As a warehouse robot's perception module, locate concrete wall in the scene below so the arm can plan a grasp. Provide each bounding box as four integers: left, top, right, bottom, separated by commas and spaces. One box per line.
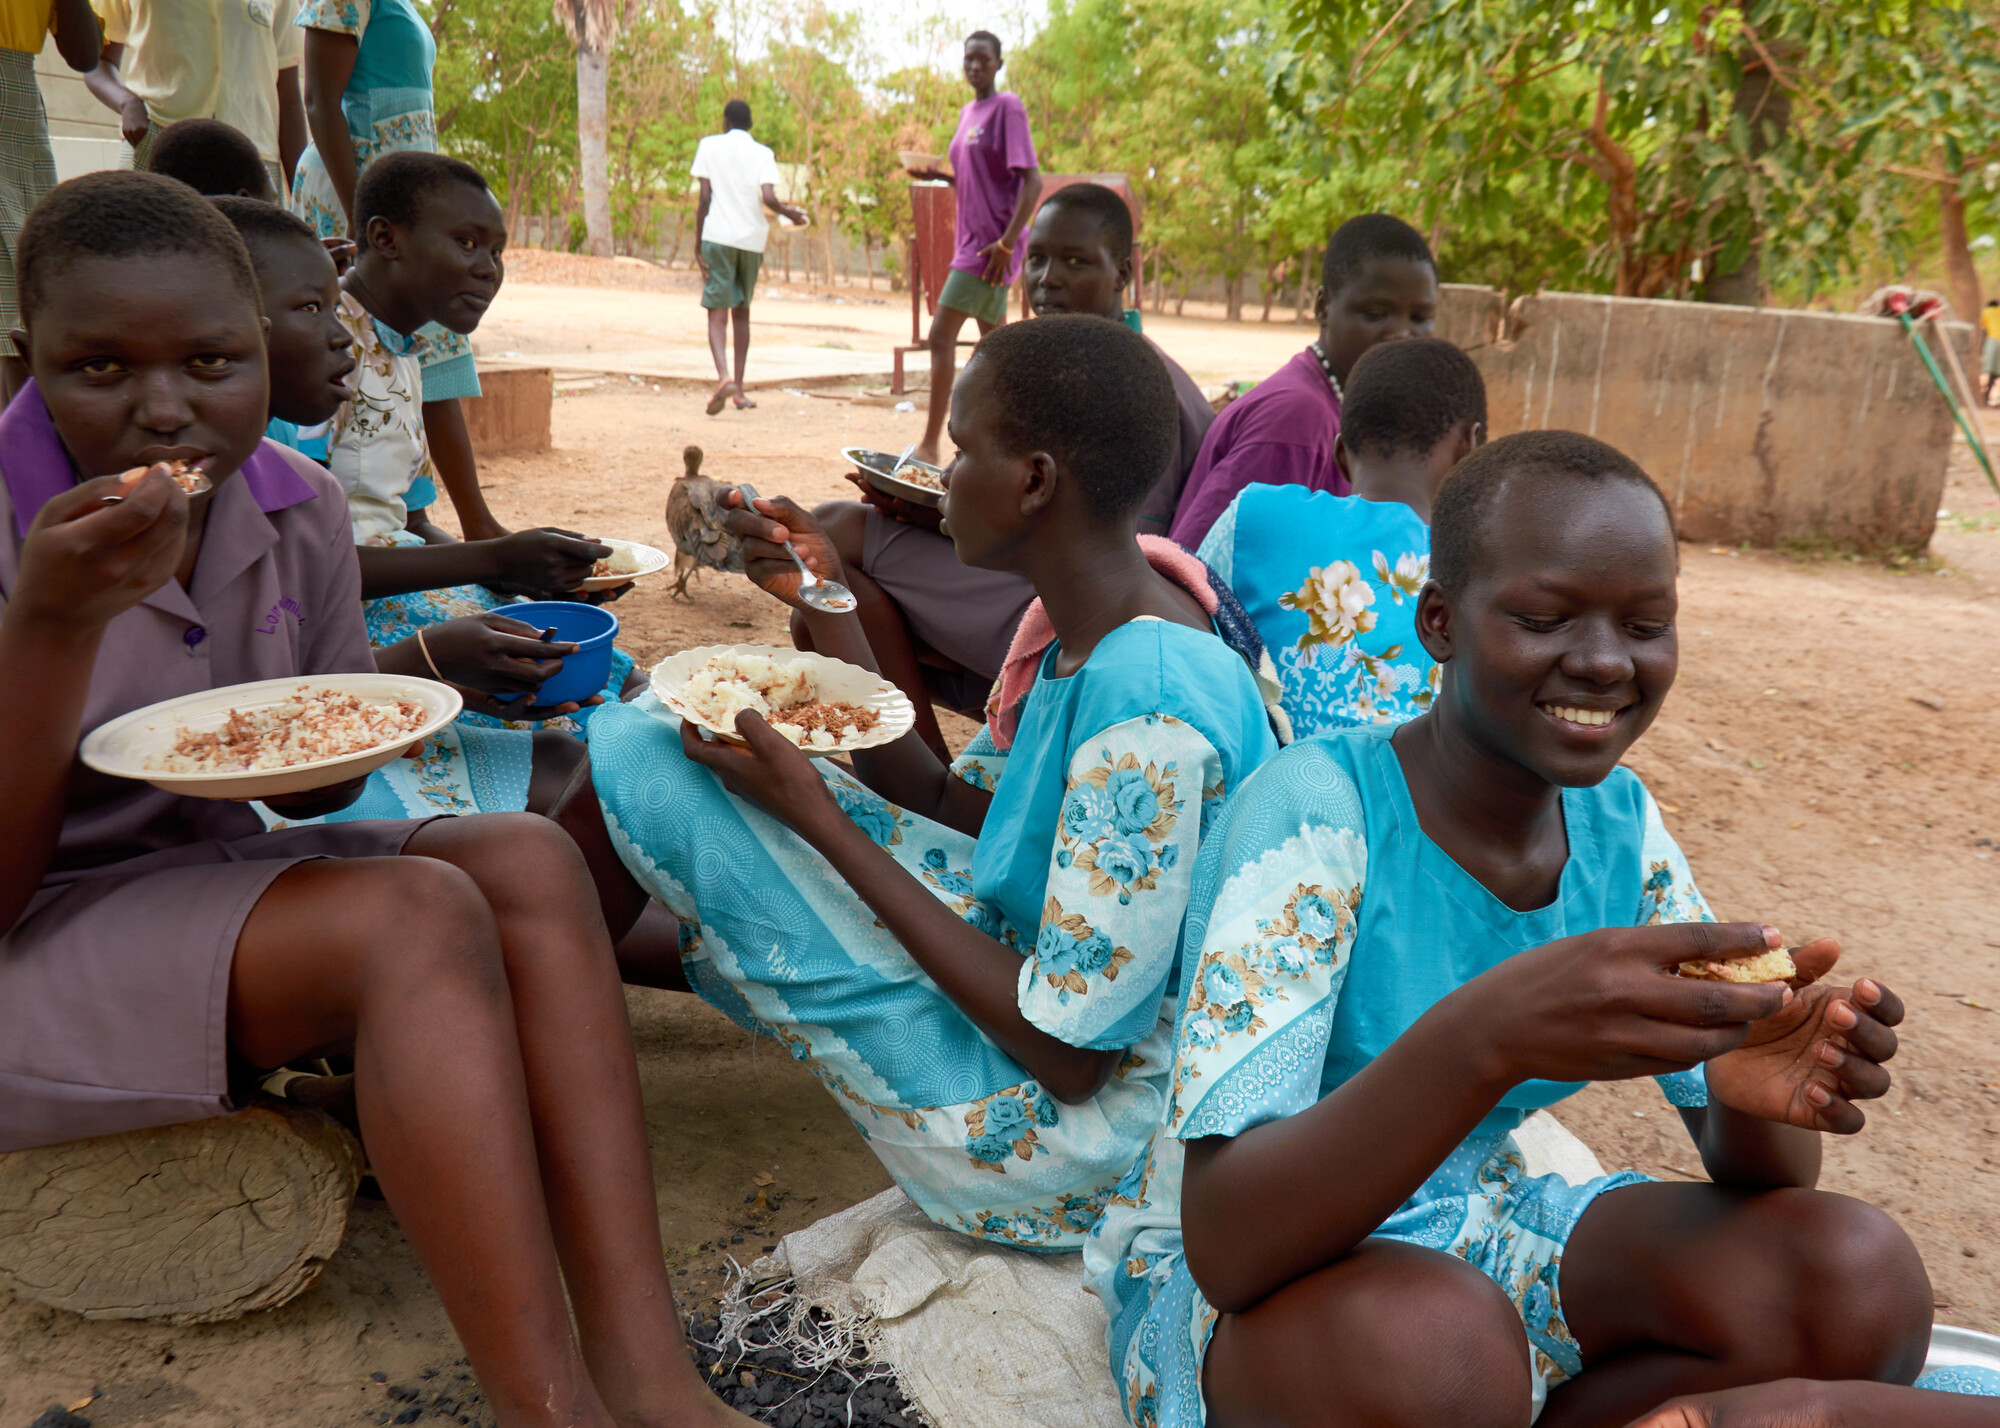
36, 34, 125, 181
462, 365, 552, 457
1434, 287, 1962, 553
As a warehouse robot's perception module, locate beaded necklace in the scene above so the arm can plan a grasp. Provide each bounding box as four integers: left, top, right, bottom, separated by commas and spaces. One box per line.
1309, 341, 1345, 404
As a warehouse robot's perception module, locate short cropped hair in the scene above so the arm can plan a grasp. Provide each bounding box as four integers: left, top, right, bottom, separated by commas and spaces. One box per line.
1040, 182, 1133, 264
18, 170, 259, 323
209, 195, 320, 260
966, 29, 1002, 57
1322, 213, 1434, 296
971, 313, 1175, 520
147, 118, 271, 200
1430, 431, 1672, 596
723, 98, 752, 130
354, 150, 491, 233
1341, 338, 1487, 459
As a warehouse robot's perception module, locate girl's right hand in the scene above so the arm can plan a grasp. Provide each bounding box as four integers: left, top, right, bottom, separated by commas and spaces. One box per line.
719, 489, 850, 612
13, 467, 187, 633
483, 528, 610, 599
1623, 1379, 1843, 1428
1456, 921, 1791, 1089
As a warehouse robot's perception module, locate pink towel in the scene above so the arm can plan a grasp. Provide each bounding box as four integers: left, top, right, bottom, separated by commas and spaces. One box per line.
983, 536, 1219, 751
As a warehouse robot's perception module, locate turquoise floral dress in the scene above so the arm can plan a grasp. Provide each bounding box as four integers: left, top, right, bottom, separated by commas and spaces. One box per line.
290, 0, 479, 461
587, 619, 1278, 1249
1086, 726, 1720, 1427
1197, 484, 1437, 736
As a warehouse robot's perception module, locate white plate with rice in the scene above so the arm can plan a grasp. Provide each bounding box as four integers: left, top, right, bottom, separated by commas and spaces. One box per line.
649, 644, 915, 756
580, 538, 672, 592
80, 674, 462, 801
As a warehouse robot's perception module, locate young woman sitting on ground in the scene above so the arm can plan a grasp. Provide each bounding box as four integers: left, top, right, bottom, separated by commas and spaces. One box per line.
558, 316, 1279, 1249
1195, 335, 1485, 737
1089, 430, 1953, 1428
0, 171, 749, 1428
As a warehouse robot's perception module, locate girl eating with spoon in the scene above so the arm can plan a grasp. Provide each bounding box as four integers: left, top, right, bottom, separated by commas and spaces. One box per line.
558, 315, 1280, 1249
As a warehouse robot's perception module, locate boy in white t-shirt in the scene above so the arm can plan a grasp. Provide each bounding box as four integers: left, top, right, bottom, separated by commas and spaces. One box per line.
691, 98, 807, 414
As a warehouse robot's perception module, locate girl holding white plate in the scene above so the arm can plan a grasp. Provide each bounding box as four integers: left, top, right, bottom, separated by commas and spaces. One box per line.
0, 172, 753, 1428
562, 316, 1281, 1250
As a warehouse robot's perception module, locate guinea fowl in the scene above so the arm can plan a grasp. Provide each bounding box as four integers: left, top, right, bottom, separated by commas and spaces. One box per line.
663, 444, 745, 600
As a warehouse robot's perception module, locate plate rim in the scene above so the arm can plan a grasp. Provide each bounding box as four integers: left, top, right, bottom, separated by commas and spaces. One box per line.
648, 642, 914, 756
579, 538, 673, 590
79, 673, 463, 787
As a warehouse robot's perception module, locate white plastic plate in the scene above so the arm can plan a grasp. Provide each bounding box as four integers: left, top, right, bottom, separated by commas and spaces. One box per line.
649, 644, 914, 758
80, 674, 461, 801
579, 538, 672, 592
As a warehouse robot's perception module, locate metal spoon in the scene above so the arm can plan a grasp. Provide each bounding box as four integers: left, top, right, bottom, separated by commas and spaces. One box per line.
736, 483, 857, 613
887, 442, 917, 479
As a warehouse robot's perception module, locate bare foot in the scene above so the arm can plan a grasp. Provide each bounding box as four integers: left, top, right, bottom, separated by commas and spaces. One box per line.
731, 390, 758, 409
705, 381, 734, 416
911, 441, 941, 466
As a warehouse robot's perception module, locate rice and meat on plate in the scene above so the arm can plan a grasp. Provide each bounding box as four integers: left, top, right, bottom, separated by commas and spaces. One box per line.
147, 685, 430, 773
679, 651, 882, 750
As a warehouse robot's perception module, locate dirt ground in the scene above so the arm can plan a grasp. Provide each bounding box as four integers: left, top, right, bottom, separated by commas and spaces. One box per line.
4, 282, 1999, 1425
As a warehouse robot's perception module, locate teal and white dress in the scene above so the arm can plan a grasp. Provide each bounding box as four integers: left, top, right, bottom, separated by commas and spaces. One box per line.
588, 619, 1279, 1249
1197, 485, 1436, 736
1086, 726, 1721, 1426
290, 0, 476, 516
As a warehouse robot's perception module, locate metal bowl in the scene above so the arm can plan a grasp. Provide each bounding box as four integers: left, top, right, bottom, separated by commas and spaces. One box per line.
842, 446, 945, 508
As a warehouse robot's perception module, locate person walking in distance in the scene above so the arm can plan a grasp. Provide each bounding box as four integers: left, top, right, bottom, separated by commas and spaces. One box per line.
692, 98, 807, 416
907, 30, 1041, 466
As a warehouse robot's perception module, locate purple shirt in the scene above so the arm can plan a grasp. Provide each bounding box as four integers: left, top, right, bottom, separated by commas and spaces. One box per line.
1167, 347, 1346, 548
0, 381, 376, 874
948, 91, 1038, 284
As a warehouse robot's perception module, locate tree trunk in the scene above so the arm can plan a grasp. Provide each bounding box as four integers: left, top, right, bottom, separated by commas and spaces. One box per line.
1704, 48, 1792, 306
576, 43, 612, 258
1941, 176, 1983, 324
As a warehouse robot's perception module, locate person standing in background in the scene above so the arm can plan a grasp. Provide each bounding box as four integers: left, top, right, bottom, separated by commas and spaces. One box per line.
82, 0, 306, 199
291, 0, 505, 546
691, 98, 807, 417
906, 30, 1040, 467
1, 0, 100, 391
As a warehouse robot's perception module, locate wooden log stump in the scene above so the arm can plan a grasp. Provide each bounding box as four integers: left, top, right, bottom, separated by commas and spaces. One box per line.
0, 1102, 362, 1324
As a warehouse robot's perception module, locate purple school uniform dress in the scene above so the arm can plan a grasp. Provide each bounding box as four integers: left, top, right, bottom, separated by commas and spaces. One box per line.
1166, 347, 1344, 549
0, 381, 429, 1152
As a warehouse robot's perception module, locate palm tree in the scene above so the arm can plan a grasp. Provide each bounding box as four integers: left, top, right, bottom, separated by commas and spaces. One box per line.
554, 0, 634, 257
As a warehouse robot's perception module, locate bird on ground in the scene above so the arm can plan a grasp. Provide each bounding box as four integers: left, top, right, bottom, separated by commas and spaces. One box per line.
663, 444, 745, 600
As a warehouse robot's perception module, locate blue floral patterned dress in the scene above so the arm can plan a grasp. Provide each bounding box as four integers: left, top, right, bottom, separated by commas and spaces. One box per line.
587, 619, 1278, 1249
1086, 725, 1723, 1426
1197, 484, 1437, 736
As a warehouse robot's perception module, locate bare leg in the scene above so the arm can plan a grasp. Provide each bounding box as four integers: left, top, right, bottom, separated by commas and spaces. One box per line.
526, 728, 586, 816
1202, 1240, 1532, 1428
227, 819, 748, 1428
705, 307, 733, 413
730, 307, 755, 405
914, 303, 973, 465
796, 500, 949, 759
1539, 1182, 1932, 1427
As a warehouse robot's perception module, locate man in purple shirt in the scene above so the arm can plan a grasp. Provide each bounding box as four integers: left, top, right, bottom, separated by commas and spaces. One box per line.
907, 31, 1042, 467
1168, 213, 1440, 548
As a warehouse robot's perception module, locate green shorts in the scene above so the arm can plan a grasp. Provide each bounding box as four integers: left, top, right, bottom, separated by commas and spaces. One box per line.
939, 266, 1008, 326
700, 241, 762, 310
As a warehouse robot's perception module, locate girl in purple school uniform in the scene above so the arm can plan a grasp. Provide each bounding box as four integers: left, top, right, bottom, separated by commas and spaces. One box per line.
0, 171, 750, 1428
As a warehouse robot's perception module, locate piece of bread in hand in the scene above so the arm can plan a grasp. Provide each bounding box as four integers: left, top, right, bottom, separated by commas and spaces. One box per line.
1676, 947, 1798, 984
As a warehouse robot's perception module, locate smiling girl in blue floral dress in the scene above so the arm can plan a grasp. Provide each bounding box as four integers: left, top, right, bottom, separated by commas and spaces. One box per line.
559, 316, 1278, 1249
1087, 431, 1959, 1428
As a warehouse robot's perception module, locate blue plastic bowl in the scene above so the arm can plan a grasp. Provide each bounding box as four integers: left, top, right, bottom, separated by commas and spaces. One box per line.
501, 601, 618, 707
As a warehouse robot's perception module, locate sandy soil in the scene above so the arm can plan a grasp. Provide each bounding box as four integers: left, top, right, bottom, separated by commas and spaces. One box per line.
4, 283, 1999, 1425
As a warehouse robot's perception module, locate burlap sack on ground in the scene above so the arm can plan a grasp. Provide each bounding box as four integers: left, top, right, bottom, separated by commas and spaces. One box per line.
755, 1112, 1605, 1428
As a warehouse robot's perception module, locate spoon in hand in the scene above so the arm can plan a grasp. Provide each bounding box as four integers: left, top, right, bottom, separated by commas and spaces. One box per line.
736, 484, 857, 613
